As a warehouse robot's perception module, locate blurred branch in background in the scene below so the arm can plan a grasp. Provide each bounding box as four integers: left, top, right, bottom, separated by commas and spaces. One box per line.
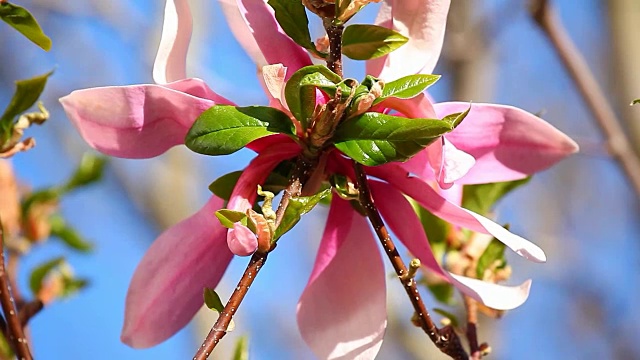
530, 0, 640, 197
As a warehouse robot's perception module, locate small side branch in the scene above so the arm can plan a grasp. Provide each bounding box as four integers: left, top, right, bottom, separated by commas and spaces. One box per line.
530, 0, 640, 197
464, 296, 480, 359
353, 162, 468, 360
0, 225, 32, 360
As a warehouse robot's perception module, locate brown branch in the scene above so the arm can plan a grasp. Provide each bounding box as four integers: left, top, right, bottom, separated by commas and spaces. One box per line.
0, 224, 32, 359
18, 300, 43, 328
463, 295, 481, 360
353, 162, 468, 360
530, 0, 640, 197
323, 18, 344, 77
193, 155, 316, 360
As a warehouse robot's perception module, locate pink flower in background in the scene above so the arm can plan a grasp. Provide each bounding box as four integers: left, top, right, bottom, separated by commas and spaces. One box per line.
60, 0, 578, 359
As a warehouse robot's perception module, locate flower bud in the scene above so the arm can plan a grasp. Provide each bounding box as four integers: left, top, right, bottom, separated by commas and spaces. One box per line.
246, 209, 273, 253
227, 223, 258, 257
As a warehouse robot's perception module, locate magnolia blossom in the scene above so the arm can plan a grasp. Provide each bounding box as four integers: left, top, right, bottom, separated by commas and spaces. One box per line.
60, 0, 578, 359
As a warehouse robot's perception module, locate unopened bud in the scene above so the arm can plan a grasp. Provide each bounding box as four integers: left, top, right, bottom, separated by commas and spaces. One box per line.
246, 209, 273, 253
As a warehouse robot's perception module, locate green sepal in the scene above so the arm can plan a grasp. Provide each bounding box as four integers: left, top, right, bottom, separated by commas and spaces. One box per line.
342, 24, 408, 60
274, 188, 331, 240
49, 214, 94, 252
186, 105, 296, 156
1, 70, 52, 143
215, 209, 248, 229
461, 177, 531, 216
0, 2, 51, 51
285, 65, 341, 129
29, 256, 65, 295
373, 74, 440, 105
476, 238, 507, 279
333, 112, 455, 166
203, 287, 225, 313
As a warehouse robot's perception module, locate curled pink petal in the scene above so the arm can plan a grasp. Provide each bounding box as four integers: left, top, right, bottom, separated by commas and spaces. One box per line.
226, 0, 312, 78
370, 180, 532, 310
298, 198, 386, 360
435, 102, 579, 184
219, 0, 268, 68
227, 142, 301, 212
227, 223, 257, 256
121, 196, 231, 348
153, 0, 192, 84
260, 64, 288, 111
367, 164, 547, 263
377, 92, 436, 119
367, 0, 451, 80
425, 137, 476, 189
60, 80, 226, 159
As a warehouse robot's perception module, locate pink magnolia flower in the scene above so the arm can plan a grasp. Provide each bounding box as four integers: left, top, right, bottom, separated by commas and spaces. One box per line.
60, 0, 578, 359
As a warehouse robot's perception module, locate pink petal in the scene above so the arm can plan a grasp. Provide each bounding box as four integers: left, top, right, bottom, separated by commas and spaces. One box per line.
366, 164, 547, 263
227, 223, 257, 256
260, 64, 288, 111
246, 134, 298, 153
227, 142, 301, 212
153, 0, 192, 84
370, 180, 532, 310
219, 0, 268, 68
425, 137, 476, 189
222, 0, 312, 78
376, 92, 436, 119
298, 198, 386, 360
121, 196, 232, 348
435, 102, 579, 184
60, 79, 228, 159
366, 0, 451, 80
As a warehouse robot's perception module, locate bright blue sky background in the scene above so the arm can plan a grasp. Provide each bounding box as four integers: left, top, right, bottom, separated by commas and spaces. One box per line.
1, 1, 639, 359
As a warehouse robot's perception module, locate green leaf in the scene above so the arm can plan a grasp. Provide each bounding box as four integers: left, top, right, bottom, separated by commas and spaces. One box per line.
0, 2, 51, 51
63, 154, 106, 192
373, 74, 441, 105
433, 308, 459, 328
215, 210, 248, 229
476, 239, 506, 279
232, 336, 249, 360
60, 276, 89, 297
209, 171, 243, 201
267, 0, 315, 53
427, 283, 455, 305
285, 65, 341, 128
632, 98, 640, 106
442, 107, 471, 128
342, 24, 408, 60
29, 257, 65, 295
203, 288, 225, 313
333, 112, 454, 166
1, 70, 52, 139
274, 189, 331, 240
461, 177, 531, 216
21, 188, 59, 217
49, 215, 94, 252
185, 105, 296, 156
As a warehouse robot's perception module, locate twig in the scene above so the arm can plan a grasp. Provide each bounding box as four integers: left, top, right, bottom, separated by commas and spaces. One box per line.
353, 162, 468, 360
0, 223, 32, 359
323, 18, 344, 77
530, 0, 640, 197
18, 300, 43, 328
463, 296, 480, 360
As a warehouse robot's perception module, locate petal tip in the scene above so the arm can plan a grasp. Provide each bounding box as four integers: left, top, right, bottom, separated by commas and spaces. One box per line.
516, 246, 547, 263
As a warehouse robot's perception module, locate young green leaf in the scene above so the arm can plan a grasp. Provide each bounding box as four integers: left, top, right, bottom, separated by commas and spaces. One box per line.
0, 2, 51, 51
60, 276, 89, 297
335, 0, 353, 19
209, 171, 243, 200
441, 107, 471, 128
285, 65, 341, 128
203, 288, 225, 313
49, 215, 94, 252
267, 0, 318, 55
232, 336, 249, 360
185, 105, 296, 156
427, 283, 455, 305
476, 238, 507, 279
461, 178, 531, 216
29, 257, 65, 295
333, 113, 454, 166
63, 153, 106, 192
1, 70, 52, 138
373, 74, 441, 105
433, 308, 460, 328
342, 24, 408, 60
215, 209, 248, 229
274, 189, 331, 240
632, 98, 640, 106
